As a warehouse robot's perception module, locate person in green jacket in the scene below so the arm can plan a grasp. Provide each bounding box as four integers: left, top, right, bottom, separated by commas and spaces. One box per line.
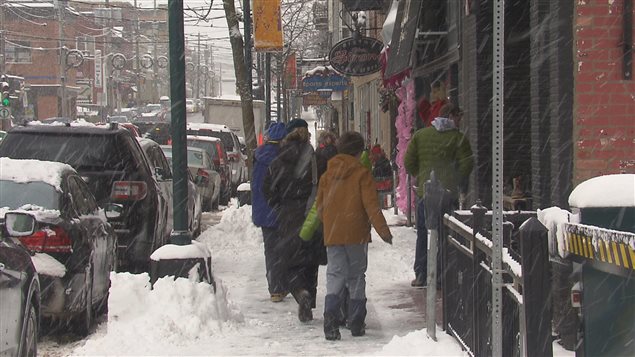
404, 103, 473, 287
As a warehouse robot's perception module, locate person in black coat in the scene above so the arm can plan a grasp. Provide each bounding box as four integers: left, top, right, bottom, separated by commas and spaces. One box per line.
263, 118, 323, 322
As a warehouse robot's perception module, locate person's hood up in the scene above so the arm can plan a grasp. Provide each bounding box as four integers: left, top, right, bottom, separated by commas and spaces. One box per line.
431, 116, 457, 132
326, 154, 363, 180
267, 122, 287, 141
255, 141, 280, 162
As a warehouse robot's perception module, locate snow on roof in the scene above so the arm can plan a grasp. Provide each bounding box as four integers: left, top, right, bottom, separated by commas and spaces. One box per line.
186, 135, 221, 142
187, 122, 231, 132
569, 174, 635, 208
0, 157, 73, 191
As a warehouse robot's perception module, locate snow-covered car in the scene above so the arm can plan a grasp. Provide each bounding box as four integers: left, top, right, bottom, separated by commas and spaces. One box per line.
0, 157, 117, 336
0, 227, 40, 356
0, 124, 172, 272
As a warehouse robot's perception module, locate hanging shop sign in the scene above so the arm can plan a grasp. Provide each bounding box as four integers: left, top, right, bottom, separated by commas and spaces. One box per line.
253, 0, 283, 51
328, 36, 383, 76
385, 0, 420, 77
303, 92, 328, 106
302, 74, 349, 92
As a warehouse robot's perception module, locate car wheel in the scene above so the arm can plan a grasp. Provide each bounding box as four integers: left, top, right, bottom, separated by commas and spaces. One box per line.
73, 264, 93, 337
19, 303, 38, 357
202, 196, 211, 212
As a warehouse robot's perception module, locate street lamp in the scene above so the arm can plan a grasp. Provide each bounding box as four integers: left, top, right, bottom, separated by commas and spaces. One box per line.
148, 0, 214, 289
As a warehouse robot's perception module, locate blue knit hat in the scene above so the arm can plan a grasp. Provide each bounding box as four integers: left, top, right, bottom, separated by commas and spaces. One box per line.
286, 118, 308, 132
267, 122, 287, 140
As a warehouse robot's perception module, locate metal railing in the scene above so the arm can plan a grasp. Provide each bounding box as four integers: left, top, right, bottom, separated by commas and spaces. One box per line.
436, 204, 553, 357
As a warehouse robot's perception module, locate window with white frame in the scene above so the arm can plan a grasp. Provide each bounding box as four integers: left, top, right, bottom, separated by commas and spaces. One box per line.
5, 41, 32, 63
76, 36, 95, 55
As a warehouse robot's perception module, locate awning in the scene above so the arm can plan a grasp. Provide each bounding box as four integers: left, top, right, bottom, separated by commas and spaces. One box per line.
384, 0, 420, 78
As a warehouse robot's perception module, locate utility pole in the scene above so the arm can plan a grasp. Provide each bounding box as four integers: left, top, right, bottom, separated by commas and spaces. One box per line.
104, 0, 111, 116
196, 32, 200, 100
134, 0, 141, 106
265, 52, 271, 126
153, 0, 158, 102
57, 0, 67, 118
0, 0, 6, 74
204, 44, 209, 97
243, 0, 252, 98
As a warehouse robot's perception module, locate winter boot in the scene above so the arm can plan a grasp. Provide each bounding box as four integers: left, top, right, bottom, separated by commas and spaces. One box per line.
324, 294, 342, 340
294, 289, 313, 322
323, 311, 341, 340
348, 298, 367, 337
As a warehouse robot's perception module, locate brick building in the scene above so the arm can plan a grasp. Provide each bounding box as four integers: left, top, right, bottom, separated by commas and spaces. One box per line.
385, 0, 635, 209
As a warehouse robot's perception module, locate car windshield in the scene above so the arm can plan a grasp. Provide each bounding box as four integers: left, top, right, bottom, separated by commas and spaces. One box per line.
0, 180, 60, 210
186, 139, 218, 159
0, 132, 132, 171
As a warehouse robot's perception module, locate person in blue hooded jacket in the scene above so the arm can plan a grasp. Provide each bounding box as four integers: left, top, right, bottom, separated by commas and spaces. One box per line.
252, 122, 288, 302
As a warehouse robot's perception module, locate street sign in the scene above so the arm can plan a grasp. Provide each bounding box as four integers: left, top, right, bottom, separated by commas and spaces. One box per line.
0, 107, 11, 119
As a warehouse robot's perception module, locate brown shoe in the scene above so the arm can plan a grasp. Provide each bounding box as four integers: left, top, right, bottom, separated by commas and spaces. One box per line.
270, 293, 285, 303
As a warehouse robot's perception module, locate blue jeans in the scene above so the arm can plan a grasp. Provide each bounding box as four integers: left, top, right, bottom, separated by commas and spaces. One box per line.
414, 198, 427, 282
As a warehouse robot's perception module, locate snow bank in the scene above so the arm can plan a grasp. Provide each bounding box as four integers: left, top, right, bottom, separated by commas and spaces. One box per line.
375, 328, 469, 356
150, 240, 211, 260
197, 204, 263, 252
537, 206, 574, 258
73, 273, 244, 355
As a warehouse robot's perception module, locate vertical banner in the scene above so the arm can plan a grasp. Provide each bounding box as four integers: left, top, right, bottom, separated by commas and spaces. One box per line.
253, 0, 283, 51
94, 49, 103, 88
284, 52, 297, 89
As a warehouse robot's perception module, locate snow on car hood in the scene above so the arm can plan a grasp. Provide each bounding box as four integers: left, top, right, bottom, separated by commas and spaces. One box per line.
0, 157, 74, 191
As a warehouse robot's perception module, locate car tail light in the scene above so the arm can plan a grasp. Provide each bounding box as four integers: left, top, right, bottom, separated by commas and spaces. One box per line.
111, 181, 148, 200
215, 143, 226, 165
571, 282, 582, 308
197, 168, 209, 179
18, 227, 72, 253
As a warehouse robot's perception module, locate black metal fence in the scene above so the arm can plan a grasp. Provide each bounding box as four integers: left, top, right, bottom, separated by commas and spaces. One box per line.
437, 202, 553, 357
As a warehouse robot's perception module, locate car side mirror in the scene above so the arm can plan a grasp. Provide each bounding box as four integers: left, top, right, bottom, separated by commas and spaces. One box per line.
155, 167, 171, 181
4, 212, 36, 237
105, 203, 124, 219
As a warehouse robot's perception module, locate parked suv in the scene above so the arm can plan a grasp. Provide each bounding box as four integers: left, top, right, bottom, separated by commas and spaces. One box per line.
186, 123, 247, 194
0, 124, 172, 272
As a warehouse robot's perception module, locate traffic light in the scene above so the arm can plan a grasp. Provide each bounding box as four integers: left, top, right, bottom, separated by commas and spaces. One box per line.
1, 78, 9, 107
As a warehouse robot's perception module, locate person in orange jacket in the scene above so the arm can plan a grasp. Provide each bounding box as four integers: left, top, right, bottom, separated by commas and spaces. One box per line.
316, 131, 393, 340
